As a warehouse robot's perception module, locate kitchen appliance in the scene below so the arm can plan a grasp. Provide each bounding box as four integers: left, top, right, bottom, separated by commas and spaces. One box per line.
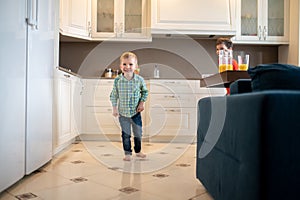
0, 0, 57, 192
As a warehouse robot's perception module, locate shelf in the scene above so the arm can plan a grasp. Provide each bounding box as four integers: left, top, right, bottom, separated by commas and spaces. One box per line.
200, 70, 250, 88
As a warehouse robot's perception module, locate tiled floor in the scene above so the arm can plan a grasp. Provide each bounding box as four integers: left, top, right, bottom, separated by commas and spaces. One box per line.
0, 140, 213, 200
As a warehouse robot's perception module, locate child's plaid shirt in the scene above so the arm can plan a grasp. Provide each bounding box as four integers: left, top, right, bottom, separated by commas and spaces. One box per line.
110, 74, 148, 117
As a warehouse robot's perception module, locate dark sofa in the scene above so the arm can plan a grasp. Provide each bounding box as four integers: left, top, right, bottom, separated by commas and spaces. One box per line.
196, 64, 300, 200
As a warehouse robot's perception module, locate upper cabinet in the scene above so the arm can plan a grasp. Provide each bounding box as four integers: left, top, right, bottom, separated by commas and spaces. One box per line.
233, 0, 289, 44
59, 0, 151, 41
91, 0, 151, 41
151, 0, 237, 36
60, 0, 289, 45
60, 0, 91, 39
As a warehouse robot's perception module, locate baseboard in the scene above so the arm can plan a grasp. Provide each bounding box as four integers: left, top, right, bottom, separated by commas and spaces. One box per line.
53, 138, 77, 156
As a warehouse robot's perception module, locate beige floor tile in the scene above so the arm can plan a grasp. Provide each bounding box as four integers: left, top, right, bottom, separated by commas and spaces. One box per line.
87, 169, 157, 190
1, 141, 212, 200
6, 171, 71, 196
45, 161, 104, 179
190, 192, 214, 200
136, 174, 207, 200
108, 190, 166, 200
35, 181, 120, 200
0, 192, 17, 200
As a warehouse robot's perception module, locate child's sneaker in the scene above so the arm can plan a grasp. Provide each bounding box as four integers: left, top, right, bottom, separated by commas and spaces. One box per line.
123, 155, 131, 161
136, 152, 146, 158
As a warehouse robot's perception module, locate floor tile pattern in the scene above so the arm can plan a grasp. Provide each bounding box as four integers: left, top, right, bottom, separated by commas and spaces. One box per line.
118, 187, 139, 194
15, 193, 37, 200
70, 177, 88, 183
0, 141, 213, 200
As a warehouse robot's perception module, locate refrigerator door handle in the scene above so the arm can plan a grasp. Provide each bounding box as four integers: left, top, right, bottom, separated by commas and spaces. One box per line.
26, 0, 38, 29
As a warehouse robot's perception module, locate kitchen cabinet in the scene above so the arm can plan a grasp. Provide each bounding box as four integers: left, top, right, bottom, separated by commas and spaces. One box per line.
82, 79, 148, 137
82, 79, 121, 135
80, 79, 225, 142
53, 69, 82, 154
233, 0, 289, 44
91, 0, 151, 41
60, 0, 151, 41
147, 80, 198, 138
60, 0, 91, 39
151, 0, 237, 36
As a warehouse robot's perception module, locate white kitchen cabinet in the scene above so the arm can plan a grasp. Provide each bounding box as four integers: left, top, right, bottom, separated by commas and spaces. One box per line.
60, 0, 91, 39
53, 69, 82, 153
80, 79, 225, 142
82, 79, 121, 134
151, 0, 237, 36
147, 104, 197, 137
147, 80, 198, 138
233, 0, 289, 44
91, 0, 151, 41
149, 79, 197, 94
83, 79, 114, 107
83, 106, 121, 134
81, 79, 147, 136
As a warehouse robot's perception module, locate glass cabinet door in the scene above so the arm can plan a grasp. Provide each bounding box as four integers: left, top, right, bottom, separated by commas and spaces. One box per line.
237, 0, 289, 43
240, 0, 260, 37
267, 0, 284, 37
124, 0, 142, 34
92, 0, 150, 40
96, 0, 115, 33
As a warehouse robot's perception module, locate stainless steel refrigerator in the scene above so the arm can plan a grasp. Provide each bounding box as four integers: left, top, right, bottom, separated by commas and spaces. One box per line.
0, 0, 57, 191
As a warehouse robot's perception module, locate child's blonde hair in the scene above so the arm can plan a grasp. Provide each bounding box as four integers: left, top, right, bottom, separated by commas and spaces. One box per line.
120, 51, 138, 64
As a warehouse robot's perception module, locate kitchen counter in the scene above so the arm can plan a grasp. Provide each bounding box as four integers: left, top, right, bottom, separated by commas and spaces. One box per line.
57, 66, 81, 78
57, 67, 204, 81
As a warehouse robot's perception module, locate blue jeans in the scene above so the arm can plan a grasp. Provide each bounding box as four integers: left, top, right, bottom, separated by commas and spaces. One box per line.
119, 113, 143, 155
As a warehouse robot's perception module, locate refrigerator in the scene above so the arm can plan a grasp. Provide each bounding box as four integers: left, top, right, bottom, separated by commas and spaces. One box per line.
0, 0, 57, 192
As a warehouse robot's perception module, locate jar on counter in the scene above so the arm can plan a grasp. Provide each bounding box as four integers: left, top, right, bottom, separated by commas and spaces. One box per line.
105, 68, 112, 78
112, 69, 119, 78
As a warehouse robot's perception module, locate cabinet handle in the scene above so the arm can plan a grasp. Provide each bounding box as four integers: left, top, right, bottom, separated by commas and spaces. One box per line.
119, 23, 124, 37
114, 23, 118, 37
64, 74, 70, 78
258, 25, 262, 40
263, 26, 267, 40
164, 95, 176, 99
166, 109, 180, 112
88, 21, 92, 37
164, 81, 176, 84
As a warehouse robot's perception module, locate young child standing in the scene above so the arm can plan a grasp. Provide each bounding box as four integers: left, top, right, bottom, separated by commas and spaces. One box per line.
110, 52, 149, 161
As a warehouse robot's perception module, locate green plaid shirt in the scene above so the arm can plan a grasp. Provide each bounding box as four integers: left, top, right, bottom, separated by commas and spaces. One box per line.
110, 74, 148, 117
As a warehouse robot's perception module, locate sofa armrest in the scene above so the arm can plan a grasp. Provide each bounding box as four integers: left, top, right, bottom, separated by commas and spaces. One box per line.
196, 90, 300, 200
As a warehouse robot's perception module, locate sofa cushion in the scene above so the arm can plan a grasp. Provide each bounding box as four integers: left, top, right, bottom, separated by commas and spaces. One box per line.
248, 63, 300, 91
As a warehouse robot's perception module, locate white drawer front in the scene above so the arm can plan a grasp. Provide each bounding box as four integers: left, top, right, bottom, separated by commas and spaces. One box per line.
82, 106, 120, 134
146, 107, 196, 136
149, 94, 197, 108
150, 80, 196, 94
83, 79, 114, 106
